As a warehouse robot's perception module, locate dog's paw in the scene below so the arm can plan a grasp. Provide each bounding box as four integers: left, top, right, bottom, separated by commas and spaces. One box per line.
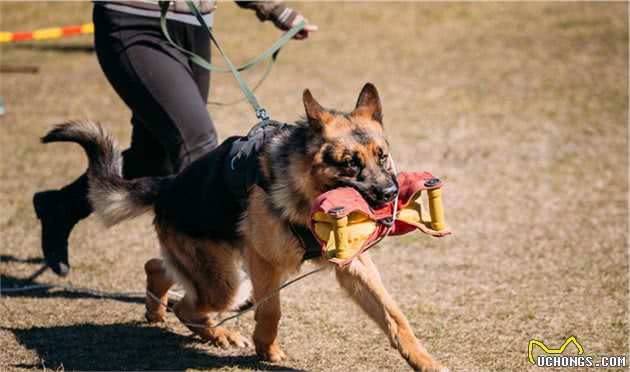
206, 327, 251, 349
423, 367, 448, 372
145, 310, 166, 323
256, 342, 287, 363
406, 352, 447, 372
412, 364, 448, 372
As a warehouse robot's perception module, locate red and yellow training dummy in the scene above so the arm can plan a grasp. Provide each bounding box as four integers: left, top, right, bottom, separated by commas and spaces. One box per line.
311, 171, 451, 266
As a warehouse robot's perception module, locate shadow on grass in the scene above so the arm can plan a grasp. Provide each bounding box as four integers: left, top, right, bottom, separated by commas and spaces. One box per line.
9, 43, 95, 53
5, 322, 301, 371
0, 255, 45, 264
0, 273, 145, 305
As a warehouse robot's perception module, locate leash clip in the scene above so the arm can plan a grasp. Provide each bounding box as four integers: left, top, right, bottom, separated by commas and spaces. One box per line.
256, 108, 270, 121
379, 216, 395, 228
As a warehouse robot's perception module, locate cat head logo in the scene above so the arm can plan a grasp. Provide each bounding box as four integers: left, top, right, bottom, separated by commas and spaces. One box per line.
528, 336, 584, 364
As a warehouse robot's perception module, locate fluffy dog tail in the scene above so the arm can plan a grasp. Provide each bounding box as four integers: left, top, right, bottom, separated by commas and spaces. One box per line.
42, 121, 169, 226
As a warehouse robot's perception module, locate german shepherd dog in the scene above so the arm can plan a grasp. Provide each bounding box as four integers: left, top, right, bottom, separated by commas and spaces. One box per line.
42, 84, 446, 371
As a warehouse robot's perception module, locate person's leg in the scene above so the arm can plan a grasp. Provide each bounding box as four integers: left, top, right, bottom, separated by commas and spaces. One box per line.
122, 117, 173, 179
34, 7, 216, 276
94, 7, 218, 171
32, 117, 172, 277
189, 25, 211, 103
33, 174, 91, 276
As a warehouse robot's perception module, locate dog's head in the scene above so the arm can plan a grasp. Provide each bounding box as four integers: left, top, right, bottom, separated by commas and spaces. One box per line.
304, 83, 398, 209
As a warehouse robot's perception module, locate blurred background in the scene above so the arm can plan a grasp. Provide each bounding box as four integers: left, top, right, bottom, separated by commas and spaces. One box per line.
1, 2, 628, 371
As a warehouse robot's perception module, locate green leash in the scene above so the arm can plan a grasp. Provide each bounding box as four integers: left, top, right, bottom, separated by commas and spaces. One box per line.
159, 1, 305, 120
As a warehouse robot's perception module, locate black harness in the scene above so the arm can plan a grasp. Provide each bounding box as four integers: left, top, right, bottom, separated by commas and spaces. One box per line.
224, 120, 321, 261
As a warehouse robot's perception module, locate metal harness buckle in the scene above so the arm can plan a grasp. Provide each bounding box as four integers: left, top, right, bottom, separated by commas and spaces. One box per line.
255, 108, 270, 121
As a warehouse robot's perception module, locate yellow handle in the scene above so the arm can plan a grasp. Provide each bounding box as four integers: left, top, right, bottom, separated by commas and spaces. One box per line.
427, 188, 446, 231
313, 212, 376, 260
332, 216, 350, 259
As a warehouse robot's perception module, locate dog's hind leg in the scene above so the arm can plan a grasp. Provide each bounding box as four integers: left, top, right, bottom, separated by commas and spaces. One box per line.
145, 258, 175, 322
172, 293, 249, 348
335, 252, 447, 372
158, 232, 249, 348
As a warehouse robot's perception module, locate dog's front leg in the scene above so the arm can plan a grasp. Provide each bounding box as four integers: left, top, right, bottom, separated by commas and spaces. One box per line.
247, 250, 287, 362
335, 252, 447, 372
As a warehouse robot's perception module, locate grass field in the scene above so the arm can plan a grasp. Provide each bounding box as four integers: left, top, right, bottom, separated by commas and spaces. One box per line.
1, 2, 628, 371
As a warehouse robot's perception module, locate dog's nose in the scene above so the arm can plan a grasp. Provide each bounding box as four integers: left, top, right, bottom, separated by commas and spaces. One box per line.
380, 184, 398, 203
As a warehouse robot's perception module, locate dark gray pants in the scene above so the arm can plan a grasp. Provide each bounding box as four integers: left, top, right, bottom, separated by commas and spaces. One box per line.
95, 4, 217, 175
61, 6, 218, 219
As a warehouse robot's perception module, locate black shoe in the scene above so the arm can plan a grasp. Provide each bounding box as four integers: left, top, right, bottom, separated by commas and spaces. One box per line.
33, 190, 77, 277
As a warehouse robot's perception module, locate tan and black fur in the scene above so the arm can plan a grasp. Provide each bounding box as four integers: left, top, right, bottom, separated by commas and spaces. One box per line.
42, 84, 446, 371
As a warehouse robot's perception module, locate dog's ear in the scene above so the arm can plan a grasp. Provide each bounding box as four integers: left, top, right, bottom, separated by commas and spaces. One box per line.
353, 83, 382, 124
303, 89, 331, 131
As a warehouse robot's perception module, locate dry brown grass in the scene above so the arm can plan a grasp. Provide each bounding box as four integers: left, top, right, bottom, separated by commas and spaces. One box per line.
1, 2, 628, 371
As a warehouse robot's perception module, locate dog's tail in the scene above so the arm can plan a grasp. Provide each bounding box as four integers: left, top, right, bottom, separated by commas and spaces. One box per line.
42, 121, 169, 226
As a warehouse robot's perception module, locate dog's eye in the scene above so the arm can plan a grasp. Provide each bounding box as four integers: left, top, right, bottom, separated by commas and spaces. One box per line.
378, 150, 388, 165
342, 156, 360, 175
344, 158, 357, 169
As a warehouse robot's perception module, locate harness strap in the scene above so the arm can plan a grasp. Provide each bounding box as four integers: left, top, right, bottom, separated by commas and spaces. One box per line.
289, 223, 323, 261
159, 1, 305, 119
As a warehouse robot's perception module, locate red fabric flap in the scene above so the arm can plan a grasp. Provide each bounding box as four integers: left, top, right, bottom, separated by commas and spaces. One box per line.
396, 171, 441, 206
311, 187, 371, 218
311, 171, 440, 219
